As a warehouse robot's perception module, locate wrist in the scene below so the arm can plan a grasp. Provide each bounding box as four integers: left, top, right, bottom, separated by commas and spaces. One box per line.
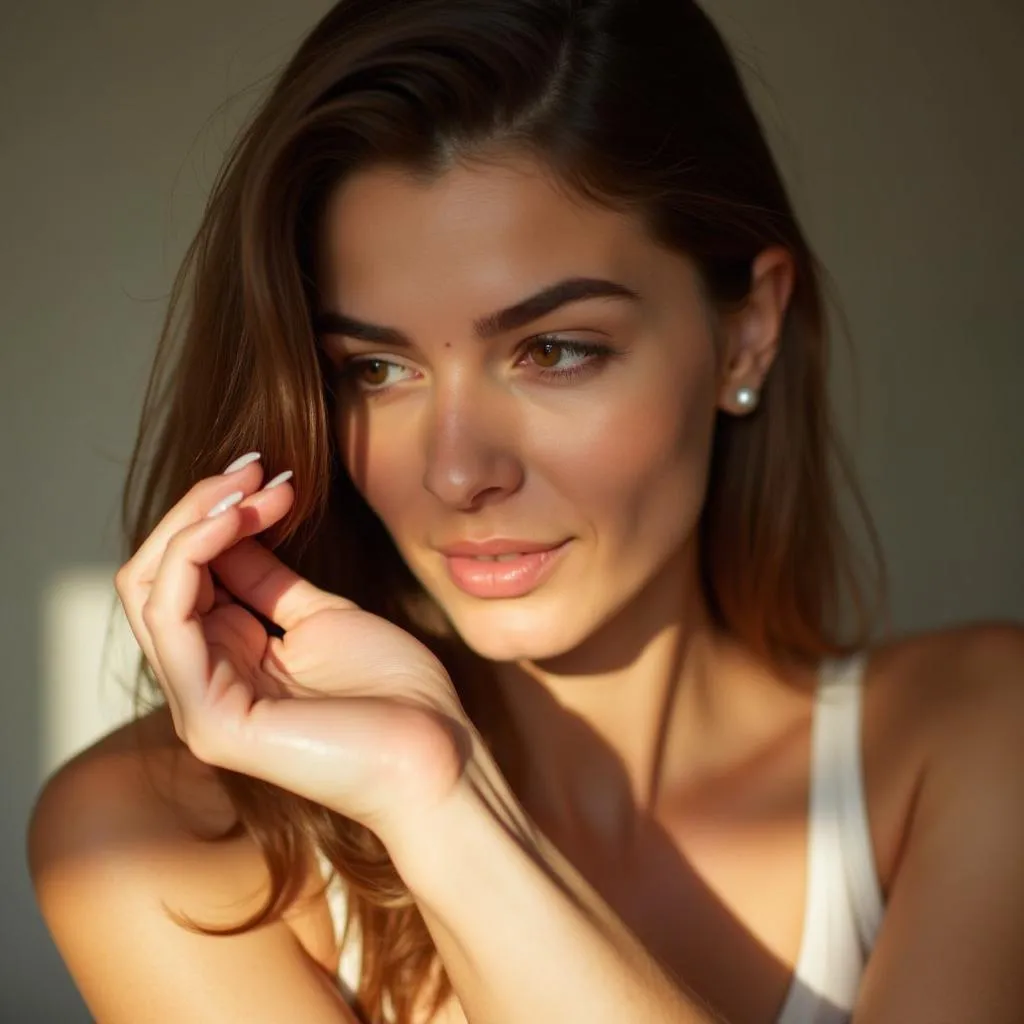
382, 735, 529, 902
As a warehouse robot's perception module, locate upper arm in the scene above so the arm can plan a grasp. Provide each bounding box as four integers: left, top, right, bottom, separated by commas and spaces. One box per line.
27, 729, 358, 1024
854, 625, 1024, 1023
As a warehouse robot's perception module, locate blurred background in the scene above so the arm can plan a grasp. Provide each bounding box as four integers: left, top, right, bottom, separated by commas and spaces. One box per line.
2, 0, 1021, 1018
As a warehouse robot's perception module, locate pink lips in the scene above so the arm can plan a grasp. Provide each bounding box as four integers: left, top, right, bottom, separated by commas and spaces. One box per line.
441, 540, 571, 598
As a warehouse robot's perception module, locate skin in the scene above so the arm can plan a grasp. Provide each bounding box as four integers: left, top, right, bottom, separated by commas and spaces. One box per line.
27, 151, 1024, 1024
316, 151, 792, 849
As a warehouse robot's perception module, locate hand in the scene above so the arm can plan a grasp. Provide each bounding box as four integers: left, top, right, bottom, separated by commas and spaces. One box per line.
114, 455, 469, 844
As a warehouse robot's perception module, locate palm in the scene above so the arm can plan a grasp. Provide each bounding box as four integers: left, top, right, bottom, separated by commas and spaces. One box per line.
200, 603, 285, 702
195, 586, 466, 832
126, 473, 473, 843
202, 599, 455, 707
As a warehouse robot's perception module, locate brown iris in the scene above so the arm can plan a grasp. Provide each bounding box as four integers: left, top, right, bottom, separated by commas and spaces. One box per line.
354, 358, 389, 387
529, 339, 563, 369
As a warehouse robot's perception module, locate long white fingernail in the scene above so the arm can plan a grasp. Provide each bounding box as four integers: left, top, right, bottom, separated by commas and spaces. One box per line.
206, 490, 244, 518
223, 451, 261, 474
262, 470, 294, 491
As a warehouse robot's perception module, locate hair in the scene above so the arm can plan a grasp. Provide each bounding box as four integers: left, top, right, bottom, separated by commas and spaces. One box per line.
119, 1, 886, 1020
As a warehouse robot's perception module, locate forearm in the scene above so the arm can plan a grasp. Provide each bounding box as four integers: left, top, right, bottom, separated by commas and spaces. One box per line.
387, 748, 721, 1024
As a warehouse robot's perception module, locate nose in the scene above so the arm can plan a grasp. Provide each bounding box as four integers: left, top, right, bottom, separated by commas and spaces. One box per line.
421, 375, 524, 511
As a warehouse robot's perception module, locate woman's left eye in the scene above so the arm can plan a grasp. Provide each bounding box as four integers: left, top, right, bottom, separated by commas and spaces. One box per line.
520, 337, 616, 382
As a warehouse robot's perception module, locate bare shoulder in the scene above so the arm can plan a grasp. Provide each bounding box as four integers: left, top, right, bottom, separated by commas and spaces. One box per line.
851, 624, 1024, 1018
28, 708, 350, 1023
30, 705, 270, 910
861, 621, 1024, 887
885, 619, 1024, 772
867, 619, 1024, 731
31, 706, 235, 862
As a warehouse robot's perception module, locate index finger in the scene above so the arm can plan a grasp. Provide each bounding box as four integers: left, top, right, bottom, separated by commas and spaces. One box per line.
123, 453, 265, 583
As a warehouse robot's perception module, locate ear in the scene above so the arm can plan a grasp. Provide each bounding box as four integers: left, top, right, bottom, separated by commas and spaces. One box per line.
716, 247, 795, 416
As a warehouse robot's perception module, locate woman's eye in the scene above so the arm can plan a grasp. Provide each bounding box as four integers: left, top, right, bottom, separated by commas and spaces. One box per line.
523, 337, 614, 381
336, 337, 616, 396
339, 360, 411, 391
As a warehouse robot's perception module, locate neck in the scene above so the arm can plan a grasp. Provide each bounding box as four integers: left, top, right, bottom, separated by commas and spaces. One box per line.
461, 544, 727, 854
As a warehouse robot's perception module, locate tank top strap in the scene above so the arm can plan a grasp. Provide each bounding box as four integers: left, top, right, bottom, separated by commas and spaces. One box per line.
815, 651, 885, 952
776, 651, 883, 1022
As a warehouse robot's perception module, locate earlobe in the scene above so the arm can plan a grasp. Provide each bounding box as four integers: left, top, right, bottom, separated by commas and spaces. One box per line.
716, 247, 795, 416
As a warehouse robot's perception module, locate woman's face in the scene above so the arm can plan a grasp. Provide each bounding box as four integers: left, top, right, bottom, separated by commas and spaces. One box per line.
315, 153, 731, 663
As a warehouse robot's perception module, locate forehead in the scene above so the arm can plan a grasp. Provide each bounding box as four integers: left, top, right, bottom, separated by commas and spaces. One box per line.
315, 154, 665, 306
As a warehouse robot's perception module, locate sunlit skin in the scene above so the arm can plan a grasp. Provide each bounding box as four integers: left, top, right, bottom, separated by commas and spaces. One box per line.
314, 150, 804, 880
29, 148, 1024, 1024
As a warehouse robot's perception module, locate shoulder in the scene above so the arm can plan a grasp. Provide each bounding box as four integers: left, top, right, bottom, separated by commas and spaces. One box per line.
29, 705, 257, 898
866, 620, 1024, 739
862, 621, 1024, 884
850, 625, 1024, 1017
32, 703, 226, 833
28, 708, 342, 1020
889, 619, 1024, 788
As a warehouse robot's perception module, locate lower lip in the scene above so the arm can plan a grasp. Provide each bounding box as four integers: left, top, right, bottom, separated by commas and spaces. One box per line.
442, 541, 571, 598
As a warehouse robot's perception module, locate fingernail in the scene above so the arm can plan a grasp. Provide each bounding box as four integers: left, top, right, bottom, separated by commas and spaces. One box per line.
262, 470, 294, 491
206, 490, 244, 518
223, 451, 261, 474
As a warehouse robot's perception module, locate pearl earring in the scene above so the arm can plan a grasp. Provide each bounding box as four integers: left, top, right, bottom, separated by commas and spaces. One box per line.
735, 386, 759, 412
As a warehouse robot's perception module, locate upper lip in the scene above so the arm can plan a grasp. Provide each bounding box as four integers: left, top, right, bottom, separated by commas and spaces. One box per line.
437, 538, 568, 557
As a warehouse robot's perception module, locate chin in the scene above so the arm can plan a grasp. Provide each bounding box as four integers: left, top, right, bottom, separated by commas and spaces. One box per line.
441, 599, 594, 664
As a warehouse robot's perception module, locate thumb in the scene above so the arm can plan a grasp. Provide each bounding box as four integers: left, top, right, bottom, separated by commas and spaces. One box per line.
210, 537, 355, 632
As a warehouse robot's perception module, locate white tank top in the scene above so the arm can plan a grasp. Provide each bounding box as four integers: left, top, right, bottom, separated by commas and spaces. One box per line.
775, 651, 885, 1021
319, 652, 885, 1022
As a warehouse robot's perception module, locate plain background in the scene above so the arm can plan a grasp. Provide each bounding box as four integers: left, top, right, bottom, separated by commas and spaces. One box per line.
2, 0, 1022, 1019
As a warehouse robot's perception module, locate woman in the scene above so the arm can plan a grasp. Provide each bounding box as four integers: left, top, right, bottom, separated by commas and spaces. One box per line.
28, 0, 1024, 1021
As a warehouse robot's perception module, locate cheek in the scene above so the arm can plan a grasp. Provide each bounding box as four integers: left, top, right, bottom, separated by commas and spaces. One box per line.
558, 361, 719, 547
334, 345, 719, 551
337, 405, 419, 522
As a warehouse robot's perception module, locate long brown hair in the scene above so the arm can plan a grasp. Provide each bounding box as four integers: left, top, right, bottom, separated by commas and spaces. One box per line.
120, 1, 885, 1019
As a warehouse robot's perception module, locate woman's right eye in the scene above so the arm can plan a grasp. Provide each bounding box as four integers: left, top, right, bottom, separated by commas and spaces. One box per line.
337, 357, 416, 394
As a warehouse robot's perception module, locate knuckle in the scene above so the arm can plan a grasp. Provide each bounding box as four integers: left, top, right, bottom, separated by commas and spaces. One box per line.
113, 564, 133, 596
163, 528, 188, 558
166, 519, 204, 559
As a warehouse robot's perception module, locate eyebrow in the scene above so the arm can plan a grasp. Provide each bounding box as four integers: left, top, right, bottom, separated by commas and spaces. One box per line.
313, 277, 641, 347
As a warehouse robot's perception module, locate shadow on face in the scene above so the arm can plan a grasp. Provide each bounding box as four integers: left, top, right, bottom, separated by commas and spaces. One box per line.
314, 151, 730, 667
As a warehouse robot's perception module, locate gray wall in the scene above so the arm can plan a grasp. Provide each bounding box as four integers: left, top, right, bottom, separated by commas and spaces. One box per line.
2, 1, 1021, 1019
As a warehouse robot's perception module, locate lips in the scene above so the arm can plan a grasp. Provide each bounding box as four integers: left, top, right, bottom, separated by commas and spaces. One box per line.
437, 538, 566, 558
441, 540, 571, 599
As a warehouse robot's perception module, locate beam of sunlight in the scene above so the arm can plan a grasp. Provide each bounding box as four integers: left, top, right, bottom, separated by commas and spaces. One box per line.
40, 567, 139, 781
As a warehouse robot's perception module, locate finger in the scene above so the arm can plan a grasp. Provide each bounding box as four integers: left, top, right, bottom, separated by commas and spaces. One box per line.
128, 454, 266, 585
116, 463, 293, 715
196, 569, 217, 616
115, 572, 174, 720
143, 507, 251, 739
118, 483, 247, 682
114, 457, 267, 711
210, 530, 355, 633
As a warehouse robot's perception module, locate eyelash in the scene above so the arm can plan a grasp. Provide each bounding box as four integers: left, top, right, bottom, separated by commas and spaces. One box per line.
333, 337, 617, 396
